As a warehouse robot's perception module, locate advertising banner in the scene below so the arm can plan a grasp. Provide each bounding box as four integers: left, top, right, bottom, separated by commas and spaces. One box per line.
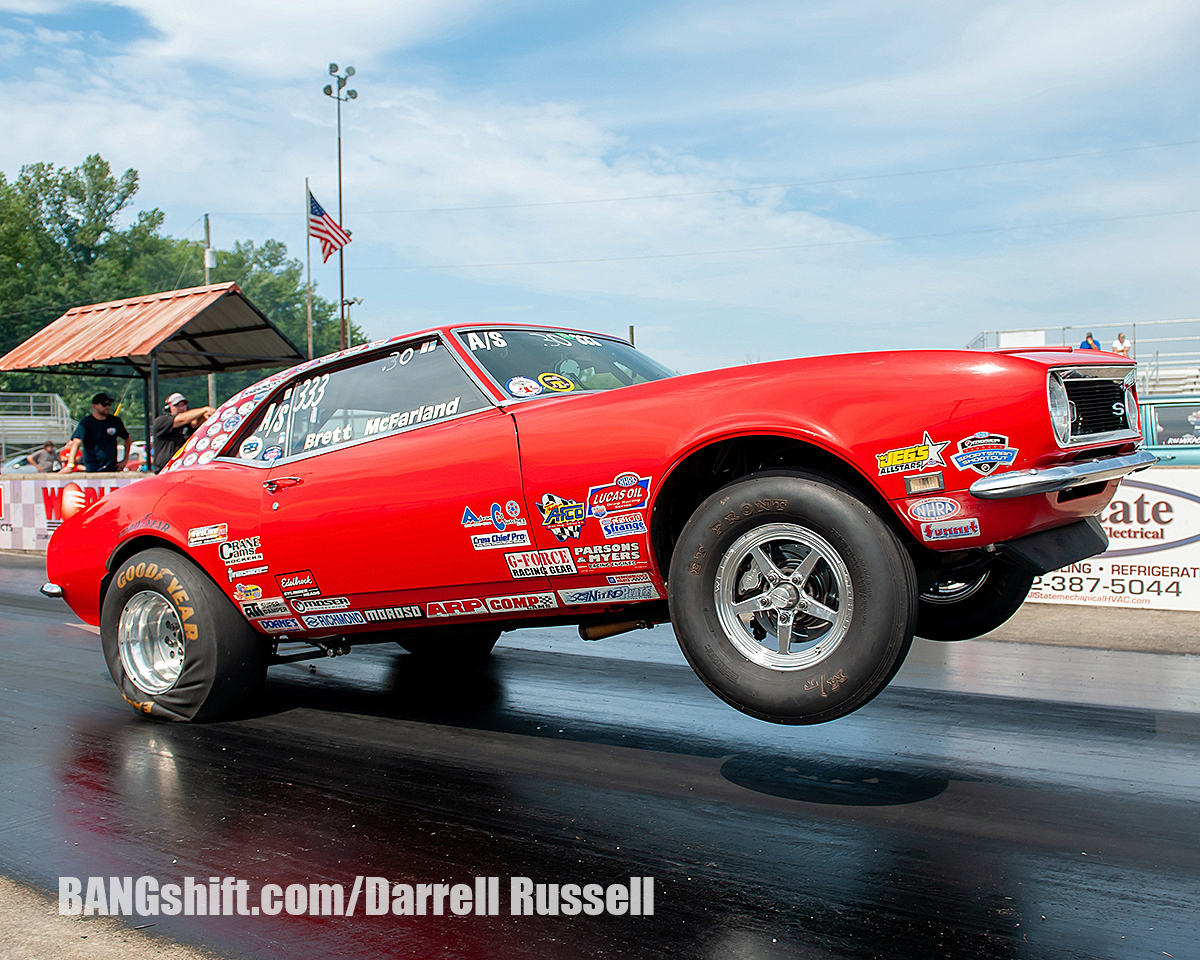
1028, 466, 1200, 611
0, 474, 144, 553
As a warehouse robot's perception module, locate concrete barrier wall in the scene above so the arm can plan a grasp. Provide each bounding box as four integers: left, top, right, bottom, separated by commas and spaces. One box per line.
0, 473, 145, 553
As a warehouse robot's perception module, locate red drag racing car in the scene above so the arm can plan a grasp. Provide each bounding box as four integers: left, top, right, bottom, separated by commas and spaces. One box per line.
43, 326, 1152, 724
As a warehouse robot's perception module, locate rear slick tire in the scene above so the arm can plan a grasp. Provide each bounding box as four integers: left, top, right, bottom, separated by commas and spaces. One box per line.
916, 558, 1034, 642
101, 548, 269, 721
668, 473, 917, 725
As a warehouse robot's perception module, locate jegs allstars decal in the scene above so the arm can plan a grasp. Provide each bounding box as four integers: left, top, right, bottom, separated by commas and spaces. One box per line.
875, 432, 949, 476
950, 432, 1019, 475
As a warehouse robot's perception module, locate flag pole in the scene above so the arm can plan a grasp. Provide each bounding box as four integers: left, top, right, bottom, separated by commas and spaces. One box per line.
305, 178, 313, 359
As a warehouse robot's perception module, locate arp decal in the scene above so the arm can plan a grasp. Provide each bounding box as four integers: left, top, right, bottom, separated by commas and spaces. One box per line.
907, 497, 960, 522
921, 518, 981, 542
505, 548, 578, 579
537, 494, 586, 541
484, 593, 558, 612
558, 584, 661, 605
276, 569, 321, 598
291, 596, 351, 613
301, 611, 367, 629
426, 597, 485, 617
586, 472, 651, 519
240, 597, 290, 619
471, 530, 532, 551
219, 536, 263, 567
599, 512, 648, 539
950, 432, 1019, 476
363, 605, 424, 622
257, 618, 301, 633
876, 432, 950, 476
187, 523, 228, 547
233, 583, 262, 601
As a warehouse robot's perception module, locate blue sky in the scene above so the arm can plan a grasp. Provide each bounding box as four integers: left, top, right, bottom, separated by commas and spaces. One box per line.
2, 0, 1199, 371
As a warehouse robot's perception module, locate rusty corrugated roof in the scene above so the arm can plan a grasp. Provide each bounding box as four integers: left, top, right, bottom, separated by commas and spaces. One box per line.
0, 283, 304, 378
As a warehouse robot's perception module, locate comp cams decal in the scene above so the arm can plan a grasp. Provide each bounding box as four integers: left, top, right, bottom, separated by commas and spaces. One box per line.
276, 570, 321, 598
537, 494, 585, 541
240, 597, 290, 619
907, 498, 960, 522
291, 596, 351, 613
187, 523, 228, 547
301, 611, 367, 629
950, 432, 1019, 476
586, 472, 651, 518
573, 542, 643, 571
920, 518, 981, 542
485, 593, 558, 612
505, 548, 578, 578
876, 432, 950, 476
558, 584, 661, 605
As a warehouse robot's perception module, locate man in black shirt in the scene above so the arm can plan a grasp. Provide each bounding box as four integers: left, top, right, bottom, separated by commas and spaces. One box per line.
152, 392, 216, 472
65, 393, 130, 472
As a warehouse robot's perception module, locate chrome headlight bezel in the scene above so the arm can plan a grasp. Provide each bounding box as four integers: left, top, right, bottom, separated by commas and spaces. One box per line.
1048, 372, 1071, 444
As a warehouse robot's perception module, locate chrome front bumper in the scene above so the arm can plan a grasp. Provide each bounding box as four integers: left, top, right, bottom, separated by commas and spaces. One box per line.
969, 450, 1157, 500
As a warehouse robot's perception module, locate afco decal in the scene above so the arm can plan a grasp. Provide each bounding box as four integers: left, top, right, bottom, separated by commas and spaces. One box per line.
537, 494, 585, 541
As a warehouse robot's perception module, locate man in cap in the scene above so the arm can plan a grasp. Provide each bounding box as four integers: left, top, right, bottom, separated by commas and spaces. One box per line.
64, 393, 130, 473
152, 392, 216, 472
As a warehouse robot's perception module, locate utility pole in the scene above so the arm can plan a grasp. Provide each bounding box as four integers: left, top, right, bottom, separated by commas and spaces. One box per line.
628, 325, 635, 347
324, 64, 358, 351
204, 214, 217, 407
305, 179, 314, 359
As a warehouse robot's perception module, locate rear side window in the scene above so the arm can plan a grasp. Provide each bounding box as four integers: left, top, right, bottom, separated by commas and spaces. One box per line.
1149, 404, 1200, 446
228, 338, 491, 464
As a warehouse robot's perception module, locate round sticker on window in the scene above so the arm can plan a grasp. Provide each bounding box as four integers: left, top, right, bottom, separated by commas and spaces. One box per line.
197, 450, 216, 465
506, 376, 542, 398
238, 401, 256, 416
538, 372, 575, 392
209, 434, 229, 451
239, 436, 263, 459
205, 421, 223, 436
183, 453, 198, 466
263, 445, 283, 463
195, 436, 211, 450
221, 414, 242, 432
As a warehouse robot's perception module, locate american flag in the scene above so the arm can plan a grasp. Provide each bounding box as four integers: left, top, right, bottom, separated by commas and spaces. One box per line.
308, 191, 351, 263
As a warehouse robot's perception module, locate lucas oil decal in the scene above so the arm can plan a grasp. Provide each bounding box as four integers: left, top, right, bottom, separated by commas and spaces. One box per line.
586, 472, 651, 518
921, 518, 981, 542
876, 432, 950, 476
537, 494, 585, 541
950, 433, 1019, 475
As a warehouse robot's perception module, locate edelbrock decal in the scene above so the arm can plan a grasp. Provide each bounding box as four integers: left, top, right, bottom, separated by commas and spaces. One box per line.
276, 569, 321, 598
920, 518, 981, 542
558, 584, 660, 605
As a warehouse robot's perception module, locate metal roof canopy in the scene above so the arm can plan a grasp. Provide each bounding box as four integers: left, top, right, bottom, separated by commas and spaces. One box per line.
0, 283, 305, 457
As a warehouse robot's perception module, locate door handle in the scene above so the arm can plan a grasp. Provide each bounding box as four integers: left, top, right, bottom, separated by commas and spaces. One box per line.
263, 477, 304, 494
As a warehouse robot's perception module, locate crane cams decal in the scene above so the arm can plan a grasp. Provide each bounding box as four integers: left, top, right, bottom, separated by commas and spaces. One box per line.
586, 472, 651, 518
187, 523, 228, 547
537, 494, 585, 541
950, 432, 1019, 475
875, 432, 950, 476
219, 536, 263, 566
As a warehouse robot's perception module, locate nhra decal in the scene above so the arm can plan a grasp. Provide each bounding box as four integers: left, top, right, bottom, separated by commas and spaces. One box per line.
291, 596, 351, 613
187, 523, 228, 547
537, 494, 586, 540
240, 597, 290, 619
558, 584, 661, 606
505, 548, 578, 579
471, 530, 532, 551
301, 611, 367, 629
921, 518, 981, 542
485, 592, 558, 613
876, 432, 950, 476
362, 397, 461, 436
233, 583, 262, 601
257, 617, 301, 633
950, 432, 1019, 476
426, 597, 485, 617
219, 536, 263, 566
607, 572, 652, 585
907, 497, 961, 522
363, 605, 424, 622
227, 564, 267, 582
573, 541, 643, 571
586, 472, 651, 518
276, 569, 321, 598
599, 512, 648, 539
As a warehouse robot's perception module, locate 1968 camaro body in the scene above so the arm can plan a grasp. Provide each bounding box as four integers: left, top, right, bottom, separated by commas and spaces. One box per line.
44, 325, 1153, 723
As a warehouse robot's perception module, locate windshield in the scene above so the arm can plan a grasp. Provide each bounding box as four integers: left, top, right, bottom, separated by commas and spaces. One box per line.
455, 328, 675, 398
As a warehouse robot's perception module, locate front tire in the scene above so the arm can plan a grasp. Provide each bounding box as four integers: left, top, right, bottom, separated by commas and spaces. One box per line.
668, 474, 917, 724
916, 558, 1033, 642
101, 548, 269, 721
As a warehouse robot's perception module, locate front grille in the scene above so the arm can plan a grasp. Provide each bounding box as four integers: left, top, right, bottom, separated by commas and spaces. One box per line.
1064, 379, 1127, 437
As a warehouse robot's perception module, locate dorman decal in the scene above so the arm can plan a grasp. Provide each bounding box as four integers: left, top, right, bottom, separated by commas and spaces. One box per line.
876, 432, 950, 476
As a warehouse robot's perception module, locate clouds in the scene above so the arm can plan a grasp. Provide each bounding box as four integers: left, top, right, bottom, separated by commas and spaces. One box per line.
2, 0, 1200, 372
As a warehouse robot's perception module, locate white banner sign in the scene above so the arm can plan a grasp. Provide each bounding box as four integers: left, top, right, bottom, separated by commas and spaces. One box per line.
1028, 466, 1200, 611
0, 474, 144, 552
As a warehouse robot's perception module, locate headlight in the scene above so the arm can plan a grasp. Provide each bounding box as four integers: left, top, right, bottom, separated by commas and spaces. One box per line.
1124, 384, 1139, 434
1048, 373, 1071, 443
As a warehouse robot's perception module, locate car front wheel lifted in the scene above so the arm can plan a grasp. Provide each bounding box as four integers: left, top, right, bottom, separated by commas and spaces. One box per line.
669, 473, 917, 724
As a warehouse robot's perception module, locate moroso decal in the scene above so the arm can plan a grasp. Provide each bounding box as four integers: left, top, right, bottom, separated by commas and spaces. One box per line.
537, 494, 585, 541
257, 617, 301, 632
291, 596, 350, 613
187, 523, 227, 547
301, 611, 367, 628
276, 569, 321, 598
907, 497, 961, 522
484, 592, 558, 612
363, 605, 424, 622
426, 597, 485, 617
876, 432, 950, 476
586, 472, 651, 518
921, 518, 981, 542
558, 584, 660, 605
240, 597, 290, 619
950, 432, 1019, 476
505, 548, 578, 579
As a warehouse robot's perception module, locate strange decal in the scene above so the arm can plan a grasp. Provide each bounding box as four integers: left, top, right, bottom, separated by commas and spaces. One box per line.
876, 432, 950, 476
950, 432, 1019, 476
599, 512, 648, 539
